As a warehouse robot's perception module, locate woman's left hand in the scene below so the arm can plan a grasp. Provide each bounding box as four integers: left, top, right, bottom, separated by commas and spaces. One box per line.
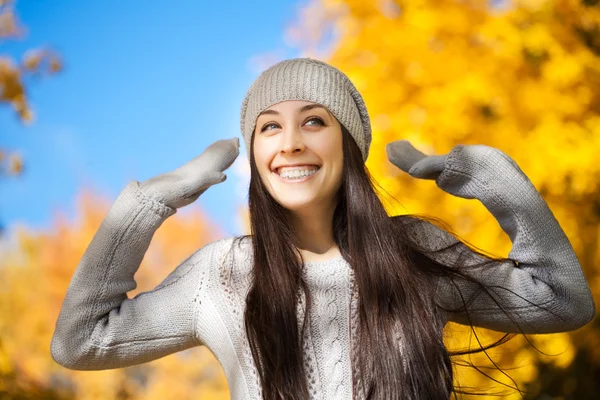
385, 140, 448, 180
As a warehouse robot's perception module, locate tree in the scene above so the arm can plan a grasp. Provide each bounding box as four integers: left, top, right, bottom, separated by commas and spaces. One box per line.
0, 189, 230, 399
0, 0, 61, 176
288, 0, 599, 397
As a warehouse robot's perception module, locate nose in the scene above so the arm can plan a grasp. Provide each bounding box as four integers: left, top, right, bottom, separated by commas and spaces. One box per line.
280, 126, 305, 154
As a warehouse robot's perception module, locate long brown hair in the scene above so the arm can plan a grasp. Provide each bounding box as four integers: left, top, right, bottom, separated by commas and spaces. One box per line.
237, 123, 520, 399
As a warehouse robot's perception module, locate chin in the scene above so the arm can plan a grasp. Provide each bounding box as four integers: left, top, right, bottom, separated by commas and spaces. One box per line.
275, 197, 320, 213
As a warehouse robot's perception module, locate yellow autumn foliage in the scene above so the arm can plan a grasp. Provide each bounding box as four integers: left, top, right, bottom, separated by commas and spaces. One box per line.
288, 0, 599, 397
0, 189, 229, 399
2, 0, 599, 398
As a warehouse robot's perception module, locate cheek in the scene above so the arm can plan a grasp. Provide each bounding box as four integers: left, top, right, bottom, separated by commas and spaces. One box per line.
333, 156, 344, 187
310, 138, 343, 188
320, 138, 343, 169
253, 139, 275, 178
329, 140, 344, 186
253, 138, 267, 165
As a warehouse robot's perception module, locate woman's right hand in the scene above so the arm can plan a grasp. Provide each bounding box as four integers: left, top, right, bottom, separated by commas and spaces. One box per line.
139, 137, 240, 209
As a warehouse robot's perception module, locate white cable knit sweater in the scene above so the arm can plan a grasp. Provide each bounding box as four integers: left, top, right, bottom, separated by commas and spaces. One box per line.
50, 145, 595, 399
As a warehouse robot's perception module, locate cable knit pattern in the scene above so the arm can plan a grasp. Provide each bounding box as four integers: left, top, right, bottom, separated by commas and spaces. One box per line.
302, 259, 353, 399
295, 273, 322, 399
348, 270, 363, 399
215, 238, 262, 398
295, 283, 319, 397
51, 146, 595, 399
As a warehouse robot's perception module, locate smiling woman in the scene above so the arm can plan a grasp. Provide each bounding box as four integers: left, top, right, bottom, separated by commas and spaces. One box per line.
51, 57, 595, 400
252, 100, 344, 262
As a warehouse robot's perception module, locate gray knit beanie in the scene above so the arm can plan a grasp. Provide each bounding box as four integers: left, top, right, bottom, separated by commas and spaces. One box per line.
240, 58, 372, 162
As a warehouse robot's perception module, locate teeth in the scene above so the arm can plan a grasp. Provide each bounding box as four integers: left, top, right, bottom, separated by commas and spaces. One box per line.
278, 166, 319, 173
278, 168, 319, 180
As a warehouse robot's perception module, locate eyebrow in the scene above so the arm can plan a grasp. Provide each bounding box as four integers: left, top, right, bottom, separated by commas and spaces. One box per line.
257, 103, 331, 118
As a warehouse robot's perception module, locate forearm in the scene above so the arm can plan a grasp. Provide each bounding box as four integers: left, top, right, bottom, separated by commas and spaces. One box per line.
51, 181, 179, 369
433, 145, 595, 332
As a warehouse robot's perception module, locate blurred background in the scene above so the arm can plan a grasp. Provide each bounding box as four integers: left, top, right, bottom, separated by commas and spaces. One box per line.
1, 0, 598, 398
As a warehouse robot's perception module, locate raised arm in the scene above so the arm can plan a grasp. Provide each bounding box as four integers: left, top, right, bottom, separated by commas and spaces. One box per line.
387, 142, 596, 334
51, 138, 240, 370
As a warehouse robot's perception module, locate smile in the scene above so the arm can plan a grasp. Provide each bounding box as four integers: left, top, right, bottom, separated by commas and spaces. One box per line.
273, 167, 320, 183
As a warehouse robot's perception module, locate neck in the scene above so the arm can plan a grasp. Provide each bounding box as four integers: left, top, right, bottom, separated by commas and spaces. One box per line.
287, 201, 340, 260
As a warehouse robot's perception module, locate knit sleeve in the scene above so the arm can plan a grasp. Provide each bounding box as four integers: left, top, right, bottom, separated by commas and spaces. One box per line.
406, 145, 595, 334
50, 180, 223, 370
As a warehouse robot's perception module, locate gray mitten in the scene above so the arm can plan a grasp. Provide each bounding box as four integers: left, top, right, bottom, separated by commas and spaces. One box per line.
385, 140, 447, 180
139, 137, 240, 209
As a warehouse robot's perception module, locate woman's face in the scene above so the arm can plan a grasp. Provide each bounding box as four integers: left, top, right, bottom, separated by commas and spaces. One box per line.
252, 100, 344, 214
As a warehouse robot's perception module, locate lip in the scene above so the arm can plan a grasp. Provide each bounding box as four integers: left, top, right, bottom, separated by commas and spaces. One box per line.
272, 164, 320, 174
272, 168, 320, 184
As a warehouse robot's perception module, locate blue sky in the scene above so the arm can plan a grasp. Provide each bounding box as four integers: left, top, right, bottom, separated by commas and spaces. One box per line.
1, 0, 307, 237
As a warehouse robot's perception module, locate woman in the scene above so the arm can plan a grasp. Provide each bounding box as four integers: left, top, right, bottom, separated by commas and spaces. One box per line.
51, 58, 595, 399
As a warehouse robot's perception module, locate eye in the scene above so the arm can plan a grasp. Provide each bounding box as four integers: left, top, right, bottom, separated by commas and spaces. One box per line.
305, 117, 325, 126
260, 122, 280, 132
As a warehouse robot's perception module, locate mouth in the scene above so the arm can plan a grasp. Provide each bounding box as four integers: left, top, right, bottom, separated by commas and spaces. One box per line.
273, 165, 321, 183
